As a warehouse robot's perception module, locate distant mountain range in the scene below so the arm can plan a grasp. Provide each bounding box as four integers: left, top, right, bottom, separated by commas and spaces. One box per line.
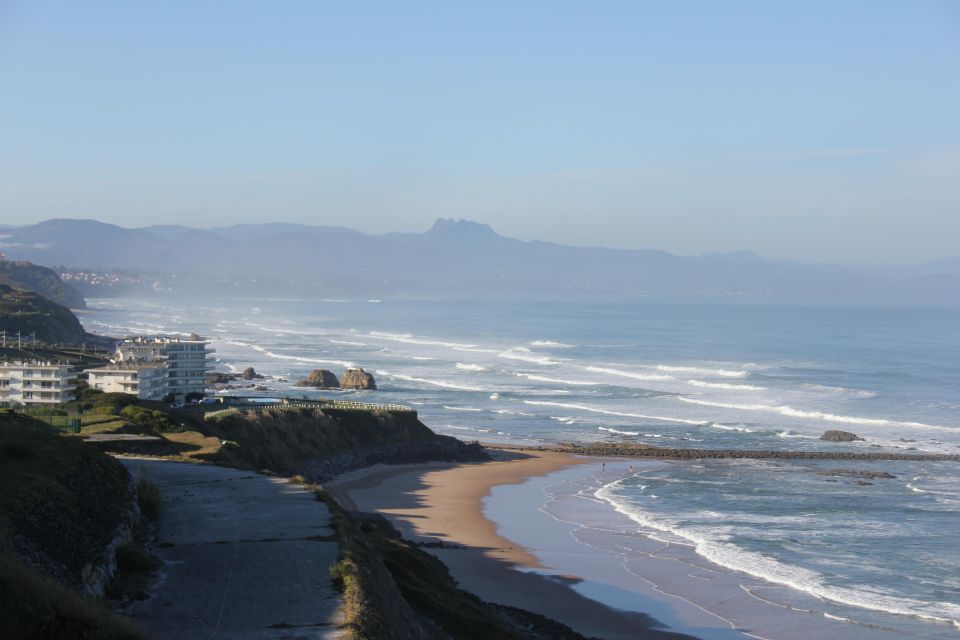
1, 218, 958, 305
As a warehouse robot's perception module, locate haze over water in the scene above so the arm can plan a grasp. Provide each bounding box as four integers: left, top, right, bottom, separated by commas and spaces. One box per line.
84, 296, 960, 638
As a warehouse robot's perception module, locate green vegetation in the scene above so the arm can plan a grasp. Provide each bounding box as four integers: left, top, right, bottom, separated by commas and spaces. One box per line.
0, 554, 145, 640
136, 475, 161, 522
0, 259, 85, 309
0, 283, 88, 345
0, 411, 146, 639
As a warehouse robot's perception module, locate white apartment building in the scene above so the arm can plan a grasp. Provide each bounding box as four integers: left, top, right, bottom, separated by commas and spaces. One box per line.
115, 335, 213, 399
0, 361, 77, 406
85, 362, 167, 400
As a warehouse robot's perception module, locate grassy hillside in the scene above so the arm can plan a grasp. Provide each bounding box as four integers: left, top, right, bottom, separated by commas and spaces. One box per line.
0, 411, 144, 639
0, 260, 85, 308
0, 284, 88, 345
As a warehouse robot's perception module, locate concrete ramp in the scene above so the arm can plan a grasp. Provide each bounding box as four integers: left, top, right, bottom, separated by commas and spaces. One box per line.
122, 460, 343, 639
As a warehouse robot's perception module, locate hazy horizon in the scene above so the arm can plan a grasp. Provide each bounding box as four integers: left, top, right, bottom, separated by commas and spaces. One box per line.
2, 2, 959, 263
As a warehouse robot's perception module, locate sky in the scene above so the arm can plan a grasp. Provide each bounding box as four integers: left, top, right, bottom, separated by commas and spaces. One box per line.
1, 1, 958, 264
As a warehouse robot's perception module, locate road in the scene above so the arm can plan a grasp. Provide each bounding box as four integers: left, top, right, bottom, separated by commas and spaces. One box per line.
121, 459, 343, 639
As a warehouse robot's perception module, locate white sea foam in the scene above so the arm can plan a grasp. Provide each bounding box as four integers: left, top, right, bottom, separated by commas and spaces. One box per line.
329, 339, 367, 346
375, 370, 484, 392
443, 406, 485, 412
456, 363, 487, 372
499, 348, 560, 365
585, 366, 673, 382
368, 330, 478, 350
687, 379, 765, 391
657, 365, 748, 378
489, 393, 500, 400
596, 481, 960, 628
226, 340, 354, 367
777, 430, 817, 439
524, 400, 704, 425
516, 373, 601, 386
530, 340, 575, 348
707, 423, 755, 433
600, 426, 640, 436
677, 397, 955, 432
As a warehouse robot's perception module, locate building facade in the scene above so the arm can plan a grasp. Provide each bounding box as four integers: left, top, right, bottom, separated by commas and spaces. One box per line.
0, 361, 77, 406
85, 362, 167, 400
115, 335, 213, 399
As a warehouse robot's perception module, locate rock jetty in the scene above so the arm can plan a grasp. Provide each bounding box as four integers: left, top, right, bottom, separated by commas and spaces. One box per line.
556, 442, 960, 462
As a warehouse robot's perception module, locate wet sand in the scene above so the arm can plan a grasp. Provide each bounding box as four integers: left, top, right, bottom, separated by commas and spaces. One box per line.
325, 449, 699, 640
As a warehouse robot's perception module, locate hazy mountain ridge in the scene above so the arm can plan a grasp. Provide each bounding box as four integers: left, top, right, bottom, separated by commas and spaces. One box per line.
1, 218, 957, 305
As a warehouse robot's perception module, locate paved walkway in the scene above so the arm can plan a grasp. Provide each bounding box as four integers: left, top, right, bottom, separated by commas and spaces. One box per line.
121, 459, 344, 639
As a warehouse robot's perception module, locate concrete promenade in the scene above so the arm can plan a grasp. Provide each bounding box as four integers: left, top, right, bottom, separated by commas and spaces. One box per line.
121, 459, 343, 639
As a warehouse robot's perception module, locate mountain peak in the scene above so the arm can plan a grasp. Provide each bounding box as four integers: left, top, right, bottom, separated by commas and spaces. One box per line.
426, 218, 499, 240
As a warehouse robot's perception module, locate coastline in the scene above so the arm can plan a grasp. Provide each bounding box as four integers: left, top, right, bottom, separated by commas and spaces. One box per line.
325, 449, 710, 640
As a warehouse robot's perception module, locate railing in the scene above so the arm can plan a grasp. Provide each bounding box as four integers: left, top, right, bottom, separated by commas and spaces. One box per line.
204, 398, 416, 420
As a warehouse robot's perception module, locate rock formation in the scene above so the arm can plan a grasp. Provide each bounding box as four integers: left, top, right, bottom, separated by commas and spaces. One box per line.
295, 369, 340, 388
339, 367, 377, 390
241, 367, 259, 380
819, 430, 864, 442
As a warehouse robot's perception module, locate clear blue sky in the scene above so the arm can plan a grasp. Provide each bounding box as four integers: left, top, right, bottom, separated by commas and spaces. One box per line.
1, 1, 958, 263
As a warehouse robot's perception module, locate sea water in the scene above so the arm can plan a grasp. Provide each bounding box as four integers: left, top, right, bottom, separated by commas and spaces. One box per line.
82, 297, 960, 637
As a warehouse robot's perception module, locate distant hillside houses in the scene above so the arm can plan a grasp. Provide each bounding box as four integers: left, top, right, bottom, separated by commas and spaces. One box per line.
97, 334, 213, 401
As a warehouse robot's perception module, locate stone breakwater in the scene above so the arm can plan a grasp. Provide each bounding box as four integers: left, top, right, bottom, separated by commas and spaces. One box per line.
552, 443, 960, 462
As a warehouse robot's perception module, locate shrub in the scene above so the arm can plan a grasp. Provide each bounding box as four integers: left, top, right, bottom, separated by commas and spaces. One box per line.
136, 475, 161, 522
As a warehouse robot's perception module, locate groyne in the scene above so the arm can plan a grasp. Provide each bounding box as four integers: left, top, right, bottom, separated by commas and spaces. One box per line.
552, 443, 960, 462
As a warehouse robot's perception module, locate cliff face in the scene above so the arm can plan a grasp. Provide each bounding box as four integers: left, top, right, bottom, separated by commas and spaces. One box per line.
0, 260, 86, 309
0, 284, 88, 345
202, 407, 486, 481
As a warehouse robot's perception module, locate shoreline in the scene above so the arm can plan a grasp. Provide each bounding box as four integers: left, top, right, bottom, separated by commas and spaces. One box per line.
325, 449, 706, 640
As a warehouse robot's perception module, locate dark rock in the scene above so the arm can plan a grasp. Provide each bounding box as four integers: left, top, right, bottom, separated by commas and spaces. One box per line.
819, 430, 864, 442
241, 367, 262, 380
295, 369, 340, 388
340, 367, 377, 390
817, 469, 897, 479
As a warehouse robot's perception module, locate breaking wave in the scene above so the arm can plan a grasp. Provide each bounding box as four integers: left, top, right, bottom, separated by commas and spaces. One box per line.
657, 365, 748, 378
585, 366, 673, 382
596, 481, 960, 629
375, 370, 485, 392
524, 400, 704, 425
676, 397, 954, 432
687, 379, 765, 391
456, 363, 487, 372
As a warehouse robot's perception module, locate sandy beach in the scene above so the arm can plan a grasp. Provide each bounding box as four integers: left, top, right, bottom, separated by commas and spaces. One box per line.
326, 449, 703, 640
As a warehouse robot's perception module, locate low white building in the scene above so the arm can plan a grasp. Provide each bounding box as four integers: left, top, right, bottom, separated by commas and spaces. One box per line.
85, 362, 168, 400
0, 361, 77, 406
115, 335, 213, 399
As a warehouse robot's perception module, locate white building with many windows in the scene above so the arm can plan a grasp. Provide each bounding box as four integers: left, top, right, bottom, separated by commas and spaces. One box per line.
115, 335, 213, 399
85, 362, 168, 400
0, 361, 77, 406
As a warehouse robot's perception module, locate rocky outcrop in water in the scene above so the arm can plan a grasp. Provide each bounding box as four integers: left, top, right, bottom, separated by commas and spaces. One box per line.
295, 369, 340, 388
816, 469, 897, 479
820, 430, 864, 442
241, 367, 262, 380
340, 367, 377, 390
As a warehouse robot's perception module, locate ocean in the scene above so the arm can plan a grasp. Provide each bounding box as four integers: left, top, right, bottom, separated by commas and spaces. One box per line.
82, 296, 960, 638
